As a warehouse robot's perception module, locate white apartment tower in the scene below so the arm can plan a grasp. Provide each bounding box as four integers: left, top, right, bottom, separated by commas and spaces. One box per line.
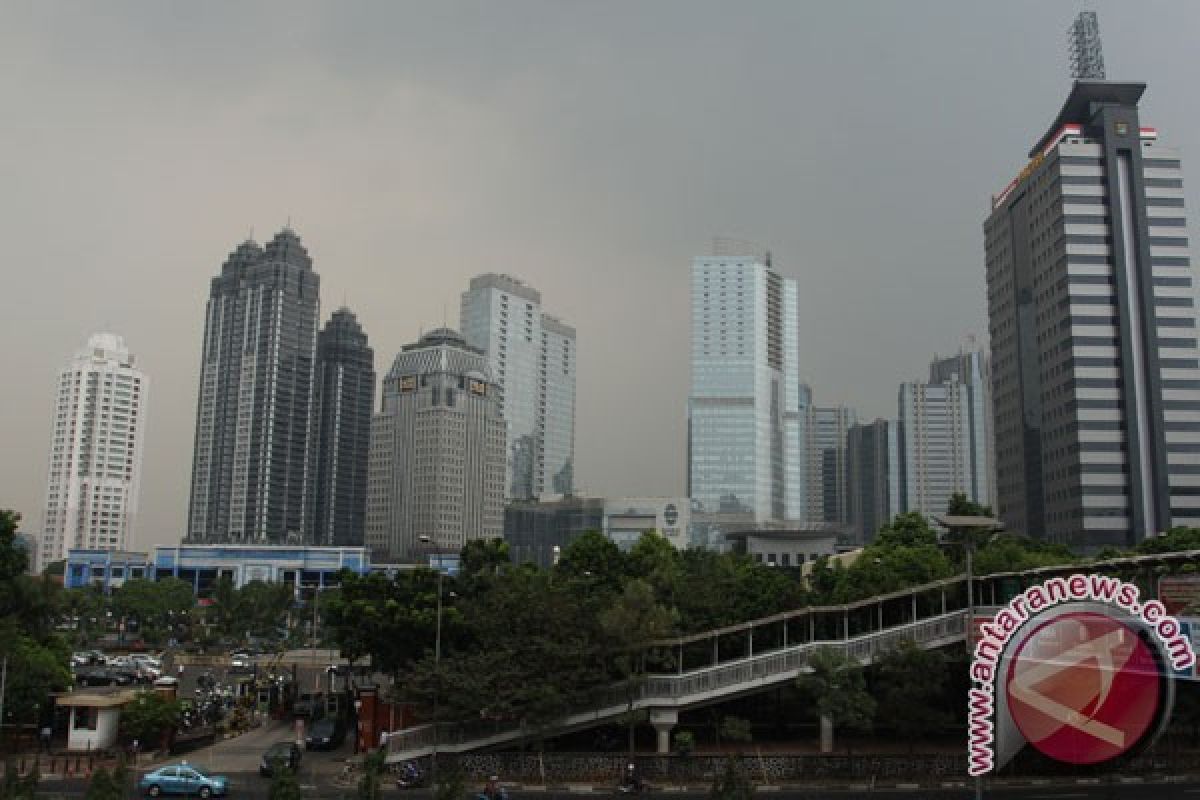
39, 333, 148, 567
897, 348, 993, 520
460, 274, 576, 499
688, 245, 802, 524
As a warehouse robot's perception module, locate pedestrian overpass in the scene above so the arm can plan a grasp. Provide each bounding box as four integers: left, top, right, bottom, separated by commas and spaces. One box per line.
385, 548, 1200, 761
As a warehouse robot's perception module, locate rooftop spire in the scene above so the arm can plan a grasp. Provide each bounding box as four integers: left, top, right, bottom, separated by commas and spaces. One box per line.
1067, 11, 1106, 80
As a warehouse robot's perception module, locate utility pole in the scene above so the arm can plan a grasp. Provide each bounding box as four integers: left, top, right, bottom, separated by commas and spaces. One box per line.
0, 656, 7, 743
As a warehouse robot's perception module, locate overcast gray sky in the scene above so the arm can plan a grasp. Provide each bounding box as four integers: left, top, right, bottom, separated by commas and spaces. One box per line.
3, 1, 1199, 551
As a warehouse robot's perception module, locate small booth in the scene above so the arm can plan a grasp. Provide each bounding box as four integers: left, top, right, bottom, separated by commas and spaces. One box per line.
55, 687, 140, 752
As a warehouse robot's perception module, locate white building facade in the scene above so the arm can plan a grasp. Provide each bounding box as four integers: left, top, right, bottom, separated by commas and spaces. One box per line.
40, 333, 148, 568
687, 248, 802, 524
460, 274, 577, 499
365, 329, 506, 561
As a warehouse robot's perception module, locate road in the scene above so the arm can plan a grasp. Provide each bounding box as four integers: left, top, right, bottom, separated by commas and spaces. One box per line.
29, 775, 1200, 799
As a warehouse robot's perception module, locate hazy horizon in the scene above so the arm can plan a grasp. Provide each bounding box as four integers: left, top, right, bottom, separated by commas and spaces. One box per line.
3, 1, 1198, 552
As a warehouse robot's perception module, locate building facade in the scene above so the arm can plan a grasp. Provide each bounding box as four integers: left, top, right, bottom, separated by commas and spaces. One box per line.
503, 495, 691, 568
984, 80, 1200, 549
897, 349, 993, 522
928, 347, 995, 507
39, 334, 148, 567
65, 545, 370, 595
846, 419, 898, 544
311, 308, 375, 546
460, 274, 577, 499
687, 248, 802, 526
366, 328, 505, 560
804, 405, 857, 525
186, 230, 321, 545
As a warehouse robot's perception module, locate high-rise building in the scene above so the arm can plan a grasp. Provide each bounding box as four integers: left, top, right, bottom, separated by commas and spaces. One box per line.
311, 308, 375, 547
460, 274, 576, 499
927, 347, 994, 508
846, 419, 898, 544
365, 328, 505, 560
39, 333, 148, 567
804, 405, 856, 525
687, 246, 802, 525
187, 229, 320, 544
984, 80, 1200, 549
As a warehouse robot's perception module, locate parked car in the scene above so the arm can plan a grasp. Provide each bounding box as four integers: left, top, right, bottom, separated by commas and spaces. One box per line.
138, 763, 229, 797
259, 741, 302, 777
305, 717, 346, 751
74, 668, 117, 687
229, 652, 252, 671
130, 653, 164, 671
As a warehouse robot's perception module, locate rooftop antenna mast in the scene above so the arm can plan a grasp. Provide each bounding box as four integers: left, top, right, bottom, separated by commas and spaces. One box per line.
1067, 11, 1106, 80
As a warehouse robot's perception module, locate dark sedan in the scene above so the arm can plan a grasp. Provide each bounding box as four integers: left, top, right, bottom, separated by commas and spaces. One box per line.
305, 717, 346, 751
259, 741, 302, 777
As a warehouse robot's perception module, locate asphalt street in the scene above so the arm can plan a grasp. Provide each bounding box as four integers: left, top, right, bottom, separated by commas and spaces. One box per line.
29, 775, 1200, 799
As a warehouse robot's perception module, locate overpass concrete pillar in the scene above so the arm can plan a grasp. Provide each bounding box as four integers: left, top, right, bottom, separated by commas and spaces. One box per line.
649, 709, 678, 754
819, 714, 834, 753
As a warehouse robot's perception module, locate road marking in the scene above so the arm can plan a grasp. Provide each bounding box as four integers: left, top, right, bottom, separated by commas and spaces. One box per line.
1030, 794, 1091, 799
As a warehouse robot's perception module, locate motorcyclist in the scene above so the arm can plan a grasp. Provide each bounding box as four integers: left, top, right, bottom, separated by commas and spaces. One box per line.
480, 774, 509, 800
621, 763, 643, 793
397, 760, 422, 788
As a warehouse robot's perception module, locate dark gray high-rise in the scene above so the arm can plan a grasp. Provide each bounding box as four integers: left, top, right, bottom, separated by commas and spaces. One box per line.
187, 229, 321, 544
846, 419, 896, 544
984, 81, 1200, 550
312, 308, 375, 546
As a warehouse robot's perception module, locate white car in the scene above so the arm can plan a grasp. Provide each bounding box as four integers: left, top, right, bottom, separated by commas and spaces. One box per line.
129, 652, 162, 667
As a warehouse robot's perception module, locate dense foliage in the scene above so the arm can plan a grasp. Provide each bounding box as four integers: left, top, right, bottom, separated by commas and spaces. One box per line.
0, 510, 71, 728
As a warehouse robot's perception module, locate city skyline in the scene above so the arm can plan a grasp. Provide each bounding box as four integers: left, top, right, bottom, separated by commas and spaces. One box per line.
3, 3, 1200, 551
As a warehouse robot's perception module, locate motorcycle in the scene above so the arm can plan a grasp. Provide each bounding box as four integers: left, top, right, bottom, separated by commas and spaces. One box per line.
617, 764, 645, 795
396, 763, 425, 790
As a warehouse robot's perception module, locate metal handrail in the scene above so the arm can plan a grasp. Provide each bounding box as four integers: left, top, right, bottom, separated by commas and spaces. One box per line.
386, 610, 967, 759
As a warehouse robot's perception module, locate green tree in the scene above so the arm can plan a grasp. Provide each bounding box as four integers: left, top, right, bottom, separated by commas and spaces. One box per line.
973, 535, 1075, 575
119, 692, 182, 751
110, 578, 193, 646
875, 640, 952, 751
0, 510, 71, 728
269, 764, 302, 800
1138, 527, 1200, 554
946, 492, 993, 518
599, 579, 678, 753
235, 580, 294, 640
357, 749, 385, 800
83, 765, 119, 800
0, 760, 39, 799
556, 531, 626, 592
795, 647, 875, 752
708, 756, 752, 800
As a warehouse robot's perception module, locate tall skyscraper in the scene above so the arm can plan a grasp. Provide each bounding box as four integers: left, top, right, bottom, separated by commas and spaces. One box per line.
365, 328, 505, 560
804, 405, 856, 525
927, 347, 994, 507
187, 229, 320, 544
984, 80, 1200, 549
39, 333, 148, 567
311, 308, 375, 546
897, 356, 989, 522
460, 274, 576, 499
687, 245, 801, 524
846, 419, 897, 544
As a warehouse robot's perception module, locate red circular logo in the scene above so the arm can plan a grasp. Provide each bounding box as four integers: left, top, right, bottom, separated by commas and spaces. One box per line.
1006, 611, 1161, 765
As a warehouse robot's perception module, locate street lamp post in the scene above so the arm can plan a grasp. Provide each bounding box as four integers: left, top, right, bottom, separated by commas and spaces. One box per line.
418, 535, 445, 782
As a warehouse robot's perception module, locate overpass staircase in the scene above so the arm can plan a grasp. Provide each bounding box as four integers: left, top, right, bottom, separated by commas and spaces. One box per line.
386, 577, 970, 762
